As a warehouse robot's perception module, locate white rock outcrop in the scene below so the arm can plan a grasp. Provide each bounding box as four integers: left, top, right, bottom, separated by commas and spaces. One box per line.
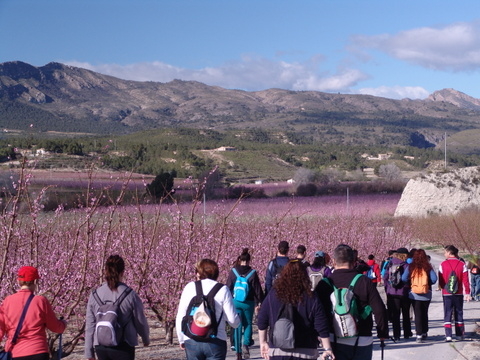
394, 166, 480, 217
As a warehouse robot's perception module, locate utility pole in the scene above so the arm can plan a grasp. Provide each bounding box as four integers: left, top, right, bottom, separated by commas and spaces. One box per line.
444, 132, 447, 170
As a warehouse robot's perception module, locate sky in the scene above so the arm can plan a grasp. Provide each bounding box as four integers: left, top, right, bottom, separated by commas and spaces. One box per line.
2, 1, 480, 100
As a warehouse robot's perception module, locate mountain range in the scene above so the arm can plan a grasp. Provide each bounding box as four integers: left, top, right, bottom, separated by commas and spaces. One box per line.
1, 61, 480, 151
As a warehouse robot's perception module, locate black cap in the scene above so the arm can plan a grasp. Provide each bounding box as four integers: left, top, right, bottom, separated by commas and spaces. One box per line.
396, 247, 409, 254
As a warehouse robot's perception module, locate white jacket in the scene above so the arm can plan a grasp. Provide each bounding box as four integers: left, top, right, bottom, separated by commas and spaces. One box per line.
175, 278, 240, 343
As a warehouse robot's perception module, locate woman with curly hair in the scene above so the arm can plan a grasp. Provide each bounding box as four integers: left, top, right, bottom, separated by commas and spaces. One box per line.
257, 259, 333, 360
401, 249, 437, 343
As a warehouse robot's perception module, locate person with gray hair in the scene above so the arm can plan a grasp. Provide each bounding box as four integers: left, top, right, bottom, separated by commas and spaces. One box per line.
315, 244, 388, 360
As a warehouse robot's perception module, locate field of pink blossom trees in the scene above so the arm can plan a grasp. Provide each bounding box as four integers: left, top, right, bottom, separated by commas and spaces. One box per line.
0, 165, 478, 358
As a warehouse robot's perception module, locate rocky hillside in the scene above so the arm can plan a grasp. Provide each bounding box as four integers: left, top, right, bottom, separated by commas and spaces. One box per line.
2, 61, 480, 150
395, 166, 480, 217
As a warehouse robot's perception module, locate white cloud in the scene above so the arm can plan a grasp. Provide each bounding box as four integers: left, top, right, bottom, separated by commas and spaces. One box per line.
358, 86, 430, 100
66, 56, 368, 94
353, 21, 480, 71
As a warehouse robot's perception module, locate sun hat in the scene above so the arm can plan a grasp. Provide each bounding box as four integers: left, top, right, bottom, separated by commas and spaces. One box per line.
18, 266, 40, 282
396, 247, 409, 255
315, 251, 325, 257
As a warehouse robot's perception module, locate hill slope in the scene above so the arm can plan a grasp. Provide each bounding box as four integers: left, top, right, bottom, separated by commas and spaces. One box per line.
2, 61, 480, 151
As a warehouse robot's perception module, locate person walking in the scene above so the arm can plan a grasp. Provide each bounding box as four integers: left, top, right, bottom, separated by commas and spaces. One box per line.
365, 255, 381, 285
401, 249, 437, 343
470, 263, 480, 301
226, 248, 264, 359
176, 258, 240, 360
0, 266, 67, 360
307, 251, 332, 291
383, 247, 412, 341
316, 244, 388, 360
295, 245, 310, 267
438, 245, 471, 342
265, 241, 290, 294
257, 259, 334, 360
85, 255, 150, 360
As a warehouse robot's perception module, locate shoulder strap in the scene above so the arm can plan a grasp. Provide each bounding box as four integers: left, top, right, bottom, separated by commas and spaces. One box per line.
349, 273, 363, 289
232, 268, 240, 278
11, 293, 35, 345
207, 282, 224, 298
194, 280, 204, 297
114, 287, 133, 306
92, 289, 104, 306
245, 269, 256, 280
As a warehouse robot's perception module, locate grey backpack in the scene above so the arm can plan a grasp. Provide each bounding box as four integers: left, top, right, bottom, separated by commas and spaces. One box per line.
271, 302, 295, 350
93, 287, 132, 347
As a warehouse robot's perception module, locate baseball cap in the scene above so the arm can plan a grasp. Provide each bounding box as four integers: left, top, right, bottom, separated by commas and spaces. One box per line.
18, 266, 40, 282
396, 247, 409, 255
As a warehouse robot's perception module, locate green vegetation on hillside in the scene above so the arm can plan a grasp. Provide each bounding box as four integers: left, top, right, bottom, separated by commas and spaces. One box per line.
1, 128, 480, 183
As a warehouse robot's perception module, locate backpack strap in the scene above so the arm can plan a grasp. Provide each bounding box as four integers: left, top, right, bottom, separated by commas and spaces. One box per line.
92, 289, 104, 306
245, 269, 256, 280
349, 273, 364, 289
11, 293, 35, 346
194, 280, 203, 299
114, 287, 133, 306
232, 268, 240, 278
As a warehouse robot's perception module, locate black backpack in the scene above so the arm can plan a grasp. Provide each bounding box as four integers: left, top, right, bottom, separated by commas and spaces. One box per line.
181, 281, 224, 342
445, 261, 460, 294
92, 286, 132, 347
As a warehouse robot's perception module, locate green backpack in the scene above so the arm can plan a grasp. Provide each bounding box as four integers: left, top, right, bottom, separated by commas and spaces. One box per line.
324, 274, 372, 338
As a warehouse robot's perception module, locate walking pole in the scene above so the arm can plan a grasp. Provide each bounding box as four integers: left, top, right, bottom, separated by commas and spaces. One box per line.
58, 317, 63, 360
58, 333, 63, 360
235, 322, 242, 360
380, 340, 385, 360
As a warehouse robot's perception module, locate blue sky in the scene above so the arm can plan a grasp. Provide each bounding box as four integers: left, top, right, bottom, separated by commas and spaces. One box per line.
2, 0, 480, 100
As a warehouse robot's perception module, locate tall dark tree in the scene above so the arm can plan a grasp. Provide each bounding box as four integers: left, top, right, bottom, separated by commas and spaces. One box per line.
146, 172, 175, 201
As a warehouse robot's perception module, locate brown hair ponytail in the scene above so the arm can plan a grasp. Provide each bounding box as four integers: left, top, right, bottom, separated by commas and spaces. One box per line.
105, 255, 125, 290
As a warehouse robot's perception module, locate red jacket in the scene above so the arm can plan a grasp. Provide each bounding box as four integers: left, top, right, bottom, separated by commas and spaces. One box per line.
365, 260, 381, 283
438, 257, 470, 296
0, 289, 66, 357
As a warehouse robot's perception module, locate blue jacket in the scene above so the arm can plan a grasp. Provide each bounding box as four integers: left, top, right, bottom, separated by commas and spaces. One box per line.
265, 256, 290, 294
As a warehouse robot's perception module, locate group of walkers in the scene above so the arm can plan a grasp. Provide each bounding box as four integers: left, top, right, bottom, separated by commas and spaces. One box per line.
0, 243, 474, 360
176, 241, 476, 360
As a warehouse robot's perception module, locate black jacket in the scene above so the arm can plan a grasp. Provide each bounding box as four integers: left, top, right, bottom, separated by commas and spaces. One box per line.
226, 265, 265, 304
315, 268, 389, 339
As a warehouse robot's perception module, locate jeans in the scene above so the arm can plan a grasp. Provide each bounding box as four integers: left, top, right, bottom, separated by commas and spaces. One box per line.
95, 342, 135, 360
443, 295, 465, 337
233, 299, 255, 347
412, 299, 431, 335
184, 338, 227, 360
471, 274, 480, 300
333, 343, 373, 360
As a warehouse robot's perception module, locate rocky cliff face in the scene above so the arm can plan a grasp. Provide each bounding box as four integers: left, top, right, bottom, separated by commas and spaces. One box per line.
394, 166, 480, 217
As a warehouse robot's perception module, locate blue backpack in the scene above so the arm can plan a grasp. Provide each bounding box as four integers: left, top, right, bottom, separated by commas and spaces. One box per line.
232, 268, 255, 302
366, 265, 376, 279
